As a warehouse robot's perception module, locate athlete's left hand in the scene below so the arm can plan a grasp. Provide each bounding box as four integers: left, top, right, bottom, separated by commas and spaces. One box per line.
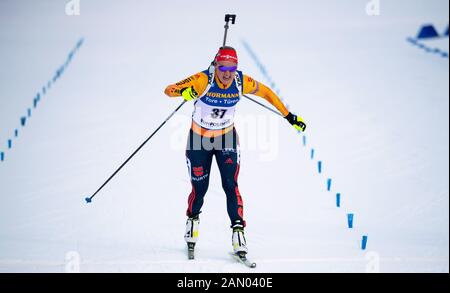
285, 112, 306, 132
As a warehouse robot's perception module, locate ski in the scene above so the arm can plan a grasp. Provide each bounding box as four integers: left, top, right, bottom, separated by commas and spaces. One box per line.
187, 243, 195, 260
230, 252, 256, 268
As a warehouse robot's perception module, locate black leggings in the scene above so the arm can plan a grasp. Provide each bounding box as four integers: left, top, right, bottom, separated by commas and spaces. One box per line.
185, 128, 246, 227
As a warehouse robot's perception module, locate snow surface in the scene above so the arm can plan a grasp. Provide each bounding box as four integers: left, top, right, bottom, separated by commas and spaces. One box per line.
0, 0, 448, 273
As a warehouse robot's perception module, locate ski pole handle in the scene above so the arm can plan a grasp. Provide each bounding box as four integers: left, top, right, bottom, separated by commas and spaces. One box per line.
225, 14, 236, 24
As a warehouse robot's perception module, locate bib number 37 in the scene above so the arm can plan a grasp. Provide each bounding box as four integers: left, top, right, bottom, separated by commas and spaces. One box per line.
211, 108, 227, 119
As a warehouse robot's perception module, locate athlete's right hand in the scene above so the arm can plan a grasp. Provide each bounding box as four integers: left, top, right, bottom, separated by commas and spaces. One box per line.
181, 86, 199, 101
285, 112, 307, 132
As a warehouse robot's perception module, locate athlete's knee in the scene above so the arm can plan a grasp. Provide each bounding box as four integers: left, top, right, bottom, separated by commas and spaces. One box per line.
221, 177, 237, 194
191, 177, 210, 196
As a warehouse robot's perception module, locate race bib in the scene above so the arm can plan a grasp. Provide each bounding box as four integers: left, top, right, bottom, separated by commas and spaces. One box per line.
192, 99, 237, 130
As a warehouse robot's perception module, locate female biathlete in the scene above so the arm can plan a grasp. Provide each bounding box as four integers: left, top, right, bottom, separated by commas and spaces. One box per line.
165, 46, 306, 258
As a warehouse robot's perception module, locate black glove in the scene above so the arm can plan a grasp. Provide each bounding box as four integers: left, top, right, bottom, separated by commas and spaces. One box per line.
285, 112, 306, 132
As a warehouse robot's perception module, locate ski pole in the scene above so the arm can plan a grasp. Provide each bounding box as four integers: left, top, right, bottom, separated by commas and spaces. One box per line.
242, 94, 283, 117
85, 100, 187, 203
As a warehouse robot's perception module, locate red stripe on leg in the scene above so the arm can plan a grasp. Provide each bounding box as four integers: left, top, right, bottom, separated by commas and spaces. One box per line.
238, 206, 244, 219
235, 187, 243, 206
234, 164, 240, 182
186, 184, 196, 216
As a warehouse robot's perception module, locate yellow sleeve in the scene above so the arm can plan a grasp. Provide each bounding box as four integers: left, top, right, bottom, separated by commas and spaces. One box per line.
164, 72, 209, 98
242, 74, 290, 117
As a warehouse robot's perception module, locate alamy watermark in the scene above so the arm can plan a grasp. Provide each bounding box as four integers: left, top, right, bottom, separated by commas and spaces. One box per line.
65, 251, 81, 273
366, 0, 381, 16
365, 251, 380, 273
169, 113, 281, 162
65, 0, 80, 16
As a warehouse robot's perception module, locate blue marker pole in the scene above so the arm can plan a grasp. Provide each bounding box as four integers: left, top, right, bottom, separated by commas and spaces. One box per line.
8, 139, 12, 149
27, 108, 31, 117
327, 178, 332, 191
311, 149, 314, 160
21, 117, 26, 127
302, 136, 306, 146
318, 161, 322, 174
1, 152, 4, 162
361, 235, 368, 250
336, 193, 341, 207
347, 213, 354, 228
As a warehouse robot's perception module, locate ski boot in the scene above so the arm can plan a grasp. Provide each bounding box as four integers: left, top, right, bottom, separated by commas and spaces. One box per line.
184, 215, 199, 260
230, 221, 256, 268
232, 222, 248, 255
